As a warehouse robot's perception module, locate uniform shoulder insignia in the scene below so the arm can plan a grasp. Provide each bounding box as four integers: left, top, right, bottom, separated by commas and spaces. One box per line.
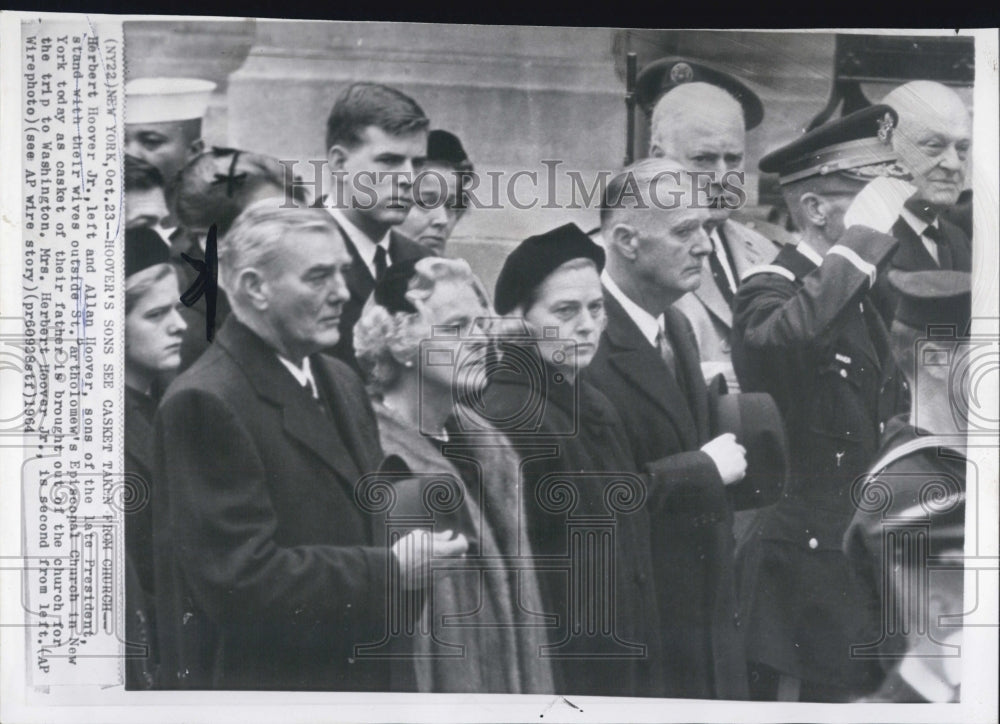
740, 264, 796, 283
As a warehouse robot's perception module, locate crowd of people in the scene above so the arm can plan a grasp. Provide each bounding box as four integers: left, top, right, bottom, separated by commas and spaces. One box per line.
121, 57, 973, 702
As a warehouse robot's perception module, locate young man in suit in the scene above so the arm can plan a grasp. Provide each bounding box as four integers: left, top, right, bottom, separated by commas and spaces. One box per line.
320, 82, 432, 369
584, 158, 750, 699
638, 59, 781, 391
152, 203, 466, 690
732, 106, 910, 702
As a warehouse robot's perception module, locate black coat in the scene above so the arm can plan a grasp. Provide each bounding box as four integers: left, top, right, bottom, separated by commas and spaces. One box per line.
483, 356, 665, 697
870, 215, 972, 326
124, 386, 160, 689
321, 216, 429, 371
152, 317, 391, 690
582, 293, 747, 700
731, 227, 907, 691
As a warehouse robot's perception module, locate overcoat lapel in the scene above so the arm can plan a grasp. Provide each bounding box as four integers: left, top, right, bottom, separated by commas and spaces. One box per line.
602, 292, 700, 449
216, 319, 364, 487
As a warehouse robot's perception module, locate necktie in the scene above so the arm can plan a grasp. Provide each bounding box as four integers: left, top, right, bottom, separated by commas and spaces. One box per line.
655, 328, 677, 381
921, 223, 953, 269
708, 246, 735, 305
301, 373, 333, 420
373, 245, 388, 283
904, 198, 953, 269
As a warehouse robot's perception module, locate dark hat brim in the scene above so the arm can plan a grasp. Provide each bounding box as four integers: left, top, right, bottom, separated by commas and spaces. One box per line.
635, 56, 764, 130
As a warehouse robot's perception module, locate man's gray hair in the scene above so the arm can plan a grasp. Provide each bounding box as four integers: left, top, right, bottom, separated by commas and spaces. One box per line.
649, 82, 744, 156
219, 199, 341, 304
600, 157, 692, 229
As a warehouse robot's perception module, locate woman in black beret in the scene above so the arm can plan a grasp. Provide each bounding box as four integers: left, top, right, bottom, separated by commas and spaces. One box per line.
123, 226, 188, 689
353, 256, 554, 694
485, 222, 665, 698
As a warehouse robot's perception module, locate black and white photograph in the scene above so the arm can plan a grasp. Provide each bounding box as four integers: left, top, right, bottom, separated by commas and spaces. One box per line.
1, 14, 998, 724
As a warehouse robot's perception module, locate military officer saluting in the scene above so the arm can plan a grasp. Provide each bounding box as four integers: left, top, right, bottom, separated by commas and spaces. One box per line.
731, 105, 910, 702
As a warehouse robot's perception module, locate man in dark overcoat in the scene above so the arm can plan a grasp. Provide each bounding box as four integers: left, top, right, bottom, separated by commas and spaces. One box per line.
152, 203, 463, 690
583, 160, 751, 699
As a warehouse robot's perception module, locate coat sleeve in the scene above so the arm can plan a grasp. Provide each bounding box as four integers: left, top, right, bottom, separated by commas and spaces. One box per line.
644, 450, 728, 518
155, 387, 392, 649
734, 226, 898, 351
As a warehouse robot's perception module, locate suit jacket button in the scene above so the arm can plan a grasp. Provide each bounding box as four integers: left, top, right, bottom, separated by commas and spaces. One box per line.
808, 537, 819, 550
722, 340, 731, 353
348, 657, 355, 665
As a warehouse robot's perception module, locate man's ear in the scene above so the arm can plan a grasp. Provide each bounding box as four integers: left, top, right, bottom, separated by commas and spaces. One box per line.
799, 192, 827, 227
327, 144, 349, 173
237, 268, 269, 311
608, 222, 640, 261
648, 143, 666, 159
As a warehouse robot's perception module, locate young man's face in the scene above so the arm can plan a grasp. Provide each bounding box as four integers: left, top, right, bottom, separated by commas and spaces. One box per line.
125, 120, 202, 190
328, 125, 428, 226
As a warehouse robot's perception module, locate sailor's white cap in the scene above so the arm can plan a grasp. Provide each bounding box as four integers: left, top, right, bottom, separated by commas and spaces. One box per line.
126, 77, 216, 124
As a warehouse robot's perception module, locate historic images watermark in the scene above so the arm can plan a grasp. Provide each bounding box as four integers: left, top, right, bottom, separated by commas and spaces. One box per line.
277, 161, 749, 213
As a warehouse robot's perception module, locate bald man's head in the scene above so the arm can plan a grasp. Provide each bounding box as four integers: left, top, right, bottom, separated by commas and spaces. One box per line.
649, 82, 746, 223
883, 81, 971, 209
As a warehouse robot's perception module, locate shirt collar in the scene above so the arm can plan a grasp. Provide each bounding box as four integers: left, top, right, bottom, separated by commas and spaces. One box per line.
601, 269, 664, 347
150, 223, 175, 250
276, 354, 317, 395
796, 240, 825, 266
326, 207, 391, 270
900, 206, 937, 238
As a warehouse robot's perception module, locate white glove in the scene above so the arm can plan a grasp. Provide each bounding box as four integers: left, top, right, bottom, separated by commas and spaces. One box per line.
842, 176, 918, 234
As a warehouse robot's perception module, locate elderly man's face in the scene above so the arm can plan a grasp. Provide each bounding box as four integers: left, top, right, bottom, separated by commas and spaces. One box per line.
894, 106, 971, 209
125, 121, 200, 191
263, 229, 352, 358
633, 200, 714, 297
652, 113, 745, 224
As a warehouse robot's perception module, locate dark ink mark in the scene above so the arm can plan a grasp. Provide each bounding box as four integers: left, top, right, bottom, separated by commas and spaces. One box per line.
210, 148, 246, 197
180, 223, 218, 343
561, 697, 582, 712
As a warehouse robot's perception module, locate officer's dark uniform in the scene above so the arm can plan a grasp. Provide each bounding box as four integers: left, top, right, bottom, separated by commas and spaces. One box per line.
731, 106, 909, 701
